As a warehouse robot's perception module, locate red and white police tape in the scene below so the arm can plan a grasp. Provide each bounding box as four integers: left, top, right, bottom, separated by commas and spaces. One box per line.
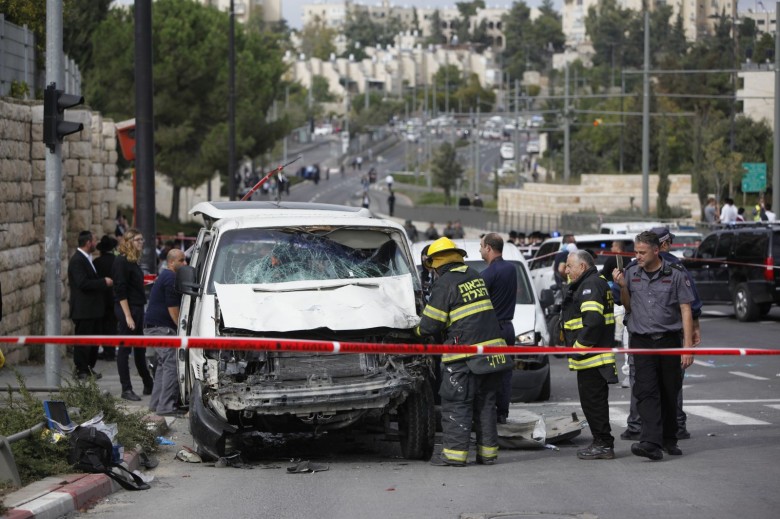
1, 335, 778, 357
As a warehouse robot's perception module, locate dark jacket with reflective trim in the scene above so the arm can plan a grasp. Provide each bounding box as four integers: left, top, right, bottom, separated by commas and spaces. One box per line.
416, 262, 506, 363
561, 266, 616, 370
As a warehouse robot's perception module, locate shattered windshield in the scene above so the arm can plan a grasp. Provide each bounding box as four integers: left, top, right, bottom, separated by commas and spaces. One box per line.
207, 227, 414, 292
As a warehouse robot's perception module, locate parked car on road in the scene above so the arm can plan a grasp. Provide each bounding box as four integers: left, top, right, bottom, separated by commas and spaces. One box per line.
528, 234, 635, 298
500, 142, 515, 161
176, 202, 434, 461
682, 223, 780, 321
411, 239, 552, 402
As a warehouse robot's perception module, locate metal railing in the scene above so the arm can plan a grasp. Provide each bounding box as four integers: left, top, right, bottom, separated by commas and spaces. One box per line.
0, 421, 45, 487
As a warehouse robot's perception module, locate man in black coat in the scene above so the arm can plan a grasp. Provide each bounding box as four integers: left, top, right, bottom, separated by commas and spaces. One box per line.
93, 235, 118, 361
68, 231, 113, 379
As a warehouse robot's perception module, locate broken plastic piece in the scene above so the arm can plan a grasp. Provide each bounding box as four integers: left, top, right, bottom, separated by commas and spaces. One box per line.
286, 460, 329, 473
176, 449, 202, 463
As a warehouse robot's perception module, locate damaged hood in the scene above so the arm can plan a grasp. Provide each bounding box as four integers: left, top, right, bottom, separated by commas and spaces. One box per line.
215, 274, 420, 332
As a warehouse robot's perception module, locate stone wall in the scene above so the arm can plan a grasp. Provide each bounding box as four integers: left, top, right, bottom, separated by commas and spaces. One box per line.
0, 99, 117, 363
499, 173, 702, 222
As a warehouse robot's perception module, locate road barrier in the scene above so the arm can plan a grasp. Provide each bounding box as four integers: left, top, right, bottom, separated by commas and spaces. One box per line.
1, 335, 778, 357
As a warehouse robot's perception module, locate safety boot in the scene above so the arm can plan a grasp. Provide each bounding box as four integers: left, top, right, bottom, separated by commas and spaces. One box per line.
476, 456, 497, 465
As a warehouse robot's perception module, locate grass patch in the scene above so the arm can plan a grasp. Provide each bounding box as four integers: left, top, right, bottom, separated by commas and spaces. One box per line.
392, 173, 428, 187
0, 372, 157, 494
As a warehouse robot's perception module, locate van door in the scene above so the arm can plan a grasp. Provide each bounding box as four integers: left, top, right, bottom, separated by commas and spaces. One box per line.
177, 228, 213, 403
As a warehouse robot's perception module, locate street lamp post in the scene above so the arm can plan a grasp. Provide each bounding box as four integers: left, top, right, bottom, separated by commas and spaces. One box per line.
228, 0, 236, 201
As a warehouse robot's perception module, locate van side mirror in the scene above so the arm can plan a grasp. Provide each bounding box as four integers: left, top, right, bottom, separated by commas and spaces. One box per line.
175, 265, 201, 296
539, 288, 555, 309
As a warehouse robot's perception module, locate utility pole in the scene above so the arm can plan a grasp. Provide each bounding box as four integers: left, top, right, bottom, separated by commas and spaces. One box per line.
44, 0, 64, 387
774, 1, 780, 213
564, 61, 570, 181
475, 98, 481, 194
620, 72, 625, 174
135, 0, 156, 273
515, 79, 521, 186
228, 0, 237, 201
641, 8, 650, 216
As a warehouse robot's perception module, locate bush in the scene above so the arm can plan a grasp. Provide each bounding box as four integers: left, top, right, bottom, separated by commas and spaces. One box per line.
0, 372, 157, 491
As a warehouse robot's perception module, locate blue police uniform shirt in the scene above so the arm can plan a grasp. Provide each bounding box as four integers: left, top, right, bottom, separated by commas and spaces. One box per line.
481, 256, 517, 322
143, 269, 182, 329
624, 258, 695, 335
613, 251, 702, 319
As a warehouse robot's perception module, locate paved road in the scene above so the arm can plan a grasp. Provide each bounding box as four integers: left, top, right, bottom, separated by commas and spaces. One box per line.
70, 304, 780, 519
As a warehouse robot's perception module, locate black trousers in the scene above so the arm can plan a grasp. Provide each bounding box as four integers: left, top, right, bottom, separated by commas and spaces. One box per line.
495, 321, 515, 418
577, 367, 614, 447
115, 303, 153, 393
73, 318, 100, 375
439, 361, 501, 463
631, 333, 683, 448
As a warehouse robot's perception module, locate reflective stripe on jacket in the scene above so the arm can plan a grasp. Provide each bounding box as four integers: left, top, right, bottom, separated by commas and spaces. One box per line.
561, 266, 616, 370
416, 263, 506, 362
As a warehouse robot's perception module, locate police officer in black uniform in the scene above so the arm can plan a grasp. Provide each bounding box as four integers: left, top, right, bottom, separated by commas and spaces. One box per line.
417, 237, 510, 466
615, 231, 694, 460
562, 249, 618, 460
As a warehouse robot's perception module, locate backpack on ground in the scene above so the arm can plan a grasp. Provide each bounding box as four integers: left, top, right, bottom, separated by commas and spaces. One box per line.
67, 426, 150, 491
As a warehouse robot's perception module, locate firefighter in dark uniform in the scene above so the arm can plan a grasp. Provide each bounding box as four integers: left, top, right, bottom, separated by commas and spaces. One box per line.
562, 249, 618, 460
417, 237, 510, 466
615, 231, 694, 461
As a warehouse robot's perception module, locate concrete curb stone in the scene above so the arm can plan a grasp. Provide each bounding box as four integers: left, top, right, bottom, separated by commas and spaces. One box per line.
1, 415, 168, 519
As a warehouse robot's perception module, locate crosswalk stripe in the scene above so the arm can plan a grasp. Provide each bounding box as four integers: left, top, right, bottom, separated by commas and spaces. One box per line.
609, 406, 629, 425
729, 371, 770, 381
684, 405, 770, 426
765, 404, 780, 411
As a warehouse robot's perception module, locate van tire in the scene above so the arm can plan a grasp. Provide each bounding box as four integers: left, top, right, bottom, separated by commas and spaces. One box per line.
734, 283, 759, 322
398, 378, 435, 460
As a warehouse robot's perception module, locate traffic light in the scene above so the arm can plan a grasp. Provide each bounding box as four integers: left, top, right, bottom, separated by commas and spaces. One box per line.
44, 83, 84, 152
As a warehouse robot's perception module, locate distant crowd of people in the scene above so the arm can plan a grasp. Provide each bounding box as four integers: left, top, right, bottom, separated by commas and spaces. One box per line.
704, 196, 776, 226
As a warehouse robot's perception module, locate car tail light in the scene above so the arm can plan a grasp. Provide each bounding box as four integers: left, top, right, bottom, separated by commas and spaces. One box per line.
765, 256, 775, 282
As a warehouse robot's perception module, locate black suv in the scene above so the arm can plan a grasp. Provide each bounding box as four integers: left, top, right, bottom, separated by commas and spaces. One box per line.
683, 223, 780, 321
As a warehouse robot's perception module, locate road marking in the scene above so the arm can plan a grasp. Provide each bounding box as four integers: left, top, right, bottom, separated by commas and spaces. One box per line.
684, 405, 770, 425
693, 360, 716, 368
609, 406, 629, 425
520, 398, 780, 407
765, 404, 780, 411
702, 310, 729, 316
729, 371, 770, 381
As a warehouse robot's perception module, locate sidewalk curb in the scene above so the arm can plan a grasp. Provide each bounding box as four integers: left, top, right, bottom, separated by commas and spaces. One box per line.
1, 415, 168, 519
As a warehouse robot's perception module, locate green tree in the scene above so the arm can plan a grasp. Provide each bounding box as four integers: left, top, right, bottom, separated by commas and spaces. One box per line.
63, 0, 112, 72
427, 9, 446, 45
502, 1, 562, 80
431, 142, 464, 205
311, 75, 335, 102
298, 15, 337, 60
454, 73, 495, 112
344, 9, 405, 53
86, 0, 287, 221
